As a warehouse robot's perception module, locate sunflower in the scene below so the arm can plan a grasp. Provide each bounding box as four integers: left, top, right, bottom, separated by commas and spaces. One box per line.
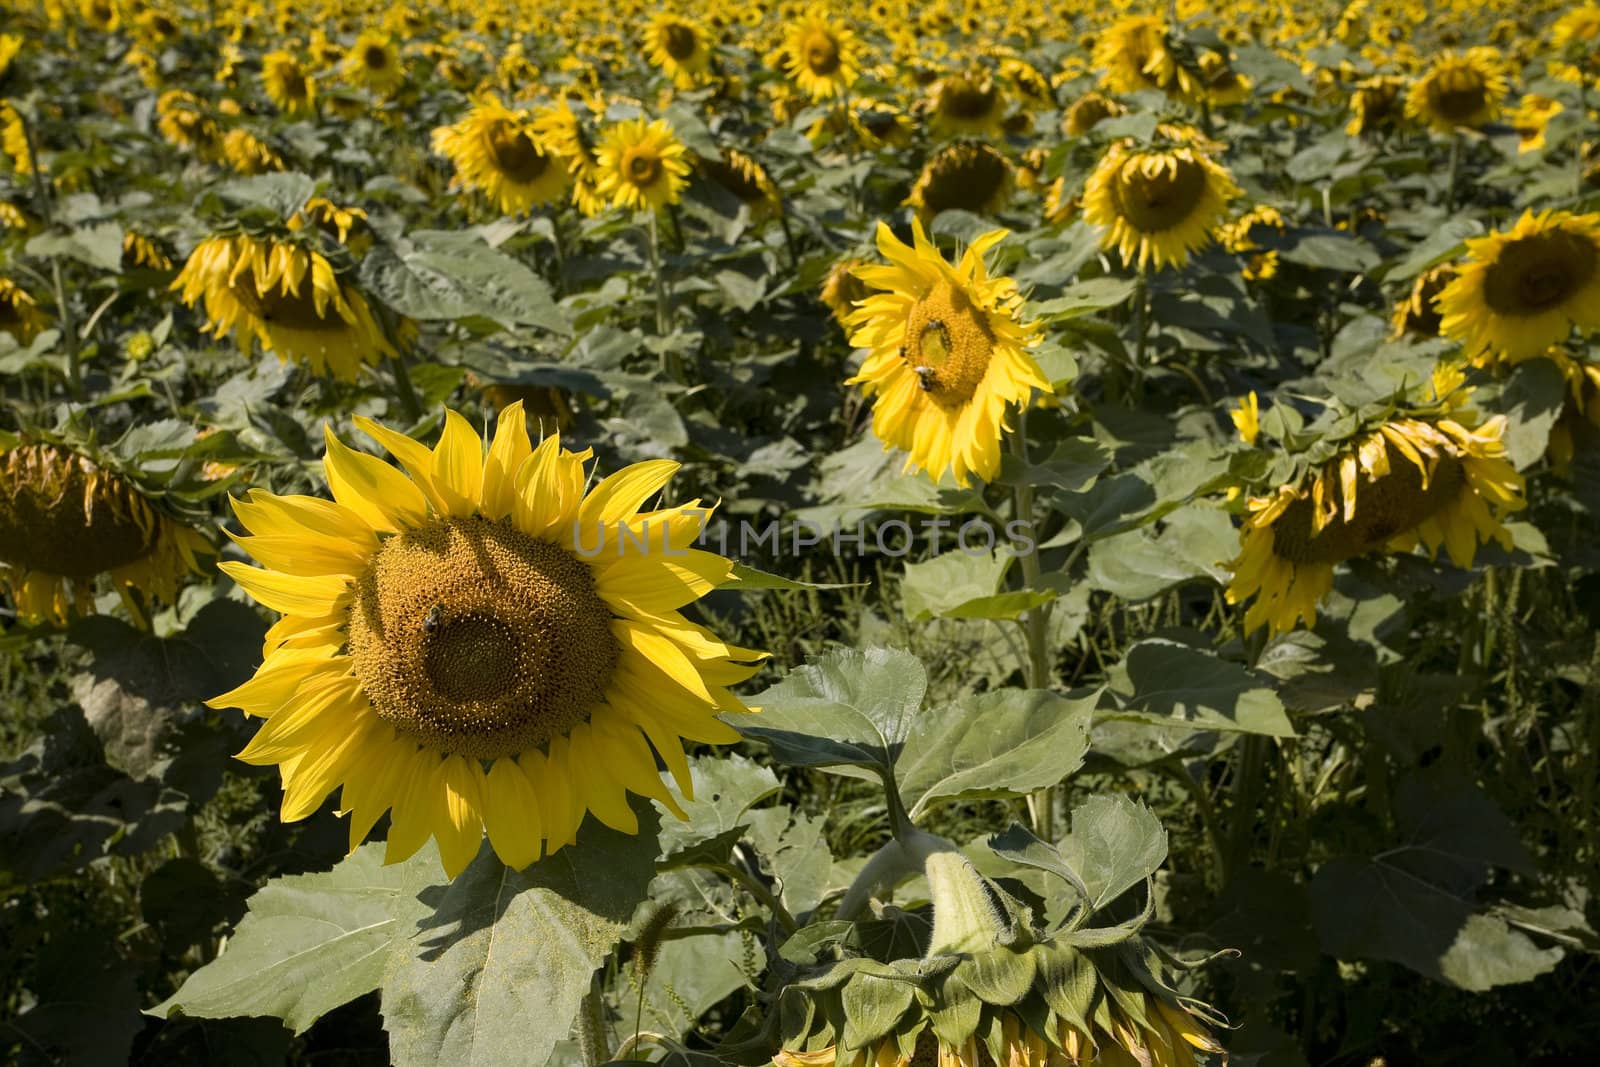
1084, 139, 1240, 271
1509, 94, 1563, 152
645, 13, 713, 88
1220, 204, 1287, 281
1227, 392, 1524, 636
845, 221, 1047, 487
780, 7, 859, 101
0, 275, 47, 344
819, 255, 870, 328
122, 231, 174, 272
1437, 210, 1600, 365
345, 31, 404, 96
222, 128, 285, 175
1094, 14, 1187, 96
1405, 48, 1507, 133
1, 102, 34, 175
1197, 50, 1252, 106
535, 102, 608, 217
1390, 263, 1456, 337
209, 404, 764, 878
0, 199, 27, 230
907, 141, 1013, 221
262, 50, 316, 117
79, 0, 119, 32
594, 117, 691, 212
0, 33, 20, 79
432, 96, 572, 217
700, 147, 782, 222
156, 90, 220, 159
0, 443, 211, 627
1548, 350, 1600, 470
1346, 75, 1407, 136
471, 378, 576, 435
1552, 6, 1600, 54
172, 231, 397, 380
927, 67, 1007, 138
1062, 90, 1124, 136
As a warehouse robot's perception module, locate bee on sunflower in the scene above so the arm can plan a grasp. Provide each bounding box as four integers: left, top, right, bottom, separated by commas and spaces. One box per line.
1083, 133, 1240, 272
645, 13, 714, 89
845, 220, 1049, 488
210, 404, 765, 877
432, 95, 572, 217
1225, 368, 1525, 636
1436, 210, 1600, 365
1405, 48, 1508, 133
907, 141, 1014, 221
594, 117, 692, 212
779, 6, 860, 101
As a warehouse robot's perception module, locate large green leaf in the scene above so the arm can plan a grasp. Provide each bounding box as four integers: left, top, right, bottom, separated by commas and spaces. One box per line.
901, 550, 1052, 622
381, 809, 662, 1067
656, 754, 781, 866
359, 230, 570, 334
1106, 639, 1295, 737
1054, 794, 1168, 911
897, 689, 1096, 819
151, 843, 439, 1033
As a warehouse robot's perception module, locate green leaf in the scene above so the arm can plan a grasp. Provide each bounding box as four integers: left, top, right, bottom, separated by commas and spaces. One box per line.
997, 439, 1111, 493
1385, 218, 1483, 282
727, 563, 861, 591
1280, 233, 1378, 273
617, 930, 750, 1040
1492, 357, 1565, 470
27, 220, 124, 271
656, 754, 781, 865
360, 230, 570, 334
744, 807, 836, 918
1107, 639, 1295, 737
1027, 278, 1137, 320
736, 647, 927, 778
1085, 506, 1236, 600
897, 689, 1096, 819
902, 550, 1053, 622
1055, 795, 1167, 911
382, 807, 662, 1067
211, 172, 316, 218
151, 843, 440, 1033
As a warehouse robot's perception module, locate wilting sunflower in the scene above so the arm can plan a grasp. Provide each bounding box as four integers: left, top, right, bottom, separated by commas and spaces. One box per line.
1548, 350, 1600, 470
345, 31, 404, 96
0, 443, 211, 626
1509, 94, 1563, 152
1437, 210, 1600, 364
0, 275, 46, 344
122, 231, 173, 272
1084, 138, 1240, 271
1220, 204, 1287, 281
209, 405, 765, 877
594, 117, 691, 212
172, 231, 397, 380
1227, 382, 1525, 635
262, 50, 316, 117
1405, 49, 1507, 133
1346, 75, 1407, 136
156, 90, 220, 159
645, 13, 713, 89
1094, 14, 1187, 96
846, 221, 1048, 487
0, 33, 20, 79
927, 67, 1007, 138
907, 141, 1013, 221
780, 7, 859, 101
699, 148, 782, 222
1062, 90, 1124, 136
1, 102, 34, 175
222, 128, 285, 175
1391, 264, 1456, 337
433, 96, 571, 217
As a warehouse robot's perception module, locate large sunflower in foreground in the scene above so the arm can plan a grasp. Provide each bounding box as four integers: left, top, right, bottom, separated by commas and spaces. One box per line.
1084, 138, 1240, 271
845, 221, 1048, 487
594, 117, 691, 212
1405, 48, 1507, 133
1437, 210, 1600, 365
432, 96, 571, 216
210, 404, 765, 877
1226, 377, 1524, 636
780, 8, 859, 101
172, 230, 397, 380
645, 13, 713, 88
0, 443, 211, 626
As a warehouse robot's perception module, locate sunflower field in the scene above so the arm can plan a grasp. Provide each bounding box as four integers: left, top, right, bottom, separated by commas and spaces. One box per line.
3, 0, 1600, 1063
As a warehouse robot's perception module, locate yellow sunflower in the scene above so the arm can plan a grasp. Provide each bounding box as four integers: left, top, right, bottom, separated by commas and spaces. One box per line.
122, 231, 173, 272
2, 102, 35, 175
290, 197, 369, 248
820, 256, 870, 328
1083, 139, 1240, 271
1227, 391, 1524, 636
1220, 204, 1287, 281
171, 232, 397, 380
221, 128, 285, 175
1437, 210, 1600, 365
781, 7, 859, 101
1346, 75, 1407, 136
79, 0, 119, 32
594, 117, 691, 212
645, 13, 713, 89
1062, 91, 1124, 136
845, 220, 1048, 487
927, 67, 1007, 138
432, 96, 572, 216
0, 33, 20, 79
700, 147, 782, 222
0, 199, 28, 230
1405, 48, 1508, 133
1093, 15, 1187, 97
1552, 6, 1600, 54
156, 90, 220, 160
906, 141, 1014, 221
262, 50, 316, 117
0, 443, 211, 627
209, 404, 765, 878
345, 30, 404, 96
1548, 350, 1600, 470
1391, 263, 1456, 338
0, 275, 47, 344
1509, 94, 1563, 152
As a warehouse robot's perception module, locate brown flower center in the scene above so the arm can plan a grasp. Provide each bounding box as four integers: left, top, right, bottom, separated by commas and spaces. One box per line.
803, 29, 841, 76
662, 22, 700, 62
486, 119, 551, 182
1110, 153, 1208, 233
232, 273, 349, 333
625, 148, 661, 186
1481, 229, 1597, 316
1270, 453, 1466, 564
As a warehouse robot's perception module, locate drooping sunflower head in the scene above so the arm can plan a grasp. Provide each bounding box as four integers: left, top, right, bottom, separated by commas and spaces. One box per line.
1093, 14, 1185, 96
1345, 74, 1407, 136
79, 0, 119, 32
907, 141, 1014, 222
1062, 90, 1124, 136
1197, 49, 1252, 106
1083, 138, 1240, 271
700, 147, 782, 222
1219, 204, 1287, 281
0, 442, 211, 627
535, 101, 609, 217
645, 13, 713, 88
845, 220, 1048, 487
1509, 94, 1563, 153
928, 66, 1007, 138
289, 197, 370, 250
0, 275, 47, 345
1226, 381, 1526, 636
221, 127, 285, 176
1390, 263, 1457, 338
345, 30, 404, 96
594, 116, 692, 213
171, 229, 397, 380
1437, 210, 1600, 365
781, 8, 859, 101
1404, 48, 1508, 133
210, 405, 765, 877
156, 89, 221, 159
1552, 5, 1600, 54
432, 96, 572, 217
262, 50, 316, 117
1547, 349, 1600, 470
122, 231, 174, 272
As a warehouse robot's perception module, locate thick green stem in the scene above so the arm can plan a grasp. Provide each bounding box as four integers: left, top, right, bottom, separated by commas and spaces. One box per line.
387, 352, 423, 423
835, 828, 956, 922
1129, 270, 1149, 404
1009, 421, 1056, 840
646, 210, 671, 340
1445, 133, 1461, 212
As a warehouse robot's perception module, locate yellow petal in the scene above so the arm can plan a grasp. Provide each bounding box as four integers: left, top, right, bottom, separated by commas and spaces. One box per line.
321, 425, 429, 533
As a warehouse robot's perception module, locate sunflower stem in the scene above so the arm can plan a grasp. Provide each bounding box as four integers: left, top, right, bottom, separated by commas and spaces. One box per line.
1129, 270, 1149, 405
17, 106, 82, 400
547, 208, 567, 297
578, 974, 611, 1067
645, 210, 672, 343
1445, 133, 1461, 212
1009, 420, 1056, 841
387, 352, 423, 423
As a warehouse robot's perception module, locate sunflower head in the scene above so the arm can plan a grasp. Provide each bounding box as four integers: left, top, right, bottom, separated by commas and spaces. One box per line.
782, 8, 859, 101
1083, 138, 1240, 271
907, 141, 1014, 222
646, 14, 712, 88
700, 147, 783, 222
221, 128, 285, 176
1390, 263, 1457, 338
1437, 210, 1600, 365
262, 50, 316, 117
1093, 15, 1186, 96
594, 116, 692, 213
155, 90, 221, 159
1346, 74, 1407, 136
1405, 48, 1508, 133
1062, 91, 1124, 137
122, 231, 174, 272
433, 96, 572, 217
210, 405, 765, 877
1509, 94, 1563, 152
820, 256, 871, 327
346, 30, 404, 95
1218, 204, 1287, 282
928, 67, 1007, 138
